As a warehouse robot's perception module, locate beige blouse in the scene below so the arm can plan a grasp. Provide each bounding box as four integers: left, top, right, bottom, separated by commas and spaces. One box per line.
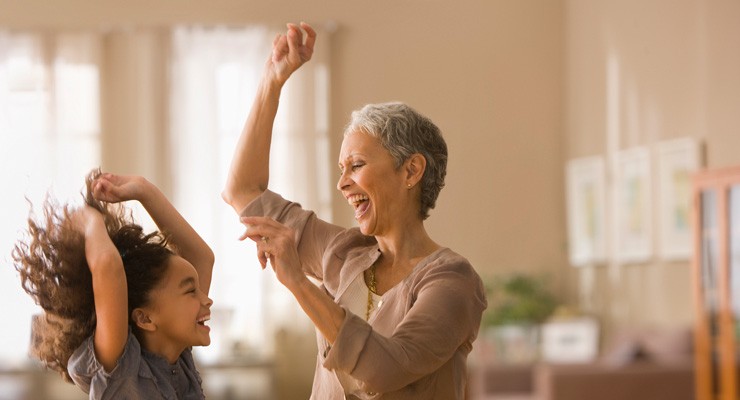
241, 190, 487, 400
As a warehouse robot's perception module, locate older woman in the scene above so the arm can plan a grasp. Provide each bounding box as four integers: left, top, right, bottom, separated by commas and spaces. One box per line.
222, 22, 487, 399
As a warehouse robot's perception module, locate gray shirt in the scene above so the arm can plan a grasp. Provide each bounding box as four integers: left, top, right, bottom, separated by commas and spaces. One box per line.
68, 330, 205, 400
242, 190, 487, 399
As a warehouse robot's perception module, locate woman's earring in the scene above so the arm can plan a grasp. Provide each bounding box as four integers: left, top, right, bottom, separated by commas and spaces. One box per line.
407, 183, 412, 189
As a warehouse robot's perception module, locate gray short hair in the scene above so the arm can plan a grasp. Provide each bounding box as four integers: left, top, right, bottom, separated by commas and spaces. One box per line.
344, 102, 447, 220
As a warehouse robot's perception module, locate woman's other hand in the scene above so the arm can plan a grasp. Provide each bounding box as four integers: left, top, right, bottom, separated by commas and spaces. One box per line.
239, 216, 305, 289
91, 173, 148, 204
267, 22, 316, 85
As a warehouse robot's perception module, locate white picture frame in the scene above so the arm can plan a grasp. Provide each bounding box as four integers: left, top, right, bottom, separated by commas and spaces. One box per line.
615, 147, 652, 264
656, 138, 701, 260
566, 156, 607, 267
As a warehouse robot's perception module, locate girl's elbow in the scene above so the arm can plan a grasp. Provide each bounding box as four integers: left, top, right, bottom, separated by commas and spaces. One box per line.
204, 250, 216, 269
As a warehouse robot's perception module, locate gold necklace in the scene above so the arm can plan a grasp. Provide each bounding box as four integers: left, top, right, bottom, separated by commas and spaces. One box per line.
366, 263, 377, 321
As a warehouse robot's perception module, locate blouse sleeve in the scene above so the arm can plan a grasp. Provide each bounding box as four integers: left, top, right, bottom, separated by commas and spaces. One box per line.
239, 190, 345, 281
323, 255, 487, 393
67, 329, 142, 399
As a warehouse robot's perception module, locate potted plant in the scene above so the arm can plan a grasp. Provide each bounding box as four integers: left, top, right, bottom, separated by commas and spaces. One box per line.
482, 273, 558, 364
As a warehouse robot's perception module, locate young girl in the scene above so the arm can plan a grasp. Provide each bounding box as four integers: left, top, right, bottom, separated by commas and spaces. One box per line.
13, 169, 214, 399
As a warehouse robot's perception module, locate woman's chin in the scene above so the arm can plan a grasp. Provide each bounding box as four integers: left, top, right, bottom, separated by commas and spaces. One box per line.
357, 219, 372, 235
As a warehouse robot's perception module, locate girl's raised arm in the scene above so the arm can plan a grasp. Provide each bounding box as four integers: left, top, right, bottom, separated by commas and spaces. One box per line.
222, 22, 316, 213
91, 174, 215, 294
71, 207, 129, 372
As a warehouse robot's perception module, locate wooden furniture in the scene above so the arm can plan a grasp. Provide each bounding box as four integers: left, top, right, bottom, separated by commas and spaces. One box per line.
692, 165, 740, 400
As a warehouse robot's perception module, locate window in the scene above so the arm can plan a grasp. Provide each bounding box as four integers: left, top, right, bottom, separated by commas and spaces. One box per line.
169, 26, 331, 363
0, 32, 101, 367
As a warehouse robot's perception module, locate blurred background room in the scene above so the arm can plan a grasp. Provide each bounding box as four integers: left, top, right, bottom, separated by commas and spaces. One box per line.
0, 1, 739, 399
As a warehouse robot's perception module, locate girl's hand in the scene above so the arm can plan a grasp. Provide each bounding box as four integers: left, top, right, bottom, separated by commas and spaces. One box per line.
267, 22, 316, 85
239, 216, 305, 290
92, 173, 148, 204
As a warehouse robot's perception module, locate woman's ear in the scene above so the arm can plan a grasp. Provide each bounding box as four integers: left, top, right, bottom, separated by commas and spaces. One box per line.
404, 153, 426, 187
131, 308, 156, 332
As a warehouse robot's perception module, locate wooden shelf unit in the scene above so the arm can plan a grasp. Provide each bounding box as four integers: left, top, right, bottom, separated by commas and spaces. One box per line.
692, 165, 740, 400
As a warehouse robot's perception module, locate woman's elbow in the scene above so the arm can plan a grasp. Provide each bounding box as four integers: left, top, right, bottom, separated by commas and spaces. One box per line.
221, 184, 239, 211
220, 187, 245, 214
221, 185, 264, 214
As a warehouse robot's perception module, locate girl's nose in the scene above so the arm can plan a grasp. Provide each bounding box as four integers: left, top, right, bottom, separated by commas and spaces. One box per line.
201, 291, 213, 307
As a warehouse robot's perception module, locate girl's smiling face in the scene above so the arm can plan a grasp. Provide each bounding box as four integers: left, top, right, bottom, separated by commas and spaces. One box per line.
337, 131, 412, 236
144, 256, 212, 350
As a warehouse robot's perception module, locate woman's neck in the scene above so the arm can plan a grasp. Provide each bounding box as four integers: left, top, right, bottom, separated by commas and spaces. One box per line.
375, 220, 439, 262
370, 222, 440, 295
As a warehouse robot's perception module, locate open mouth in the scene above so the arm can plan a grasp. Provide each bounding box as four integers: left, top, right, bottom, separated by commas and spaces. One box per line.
348, 194, 370, 219
197, 314, 210, 327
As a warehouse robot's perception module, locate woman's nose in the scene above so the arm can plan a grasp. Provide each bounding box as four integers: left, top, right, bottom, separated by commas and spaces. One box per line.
337, 170, 350, 191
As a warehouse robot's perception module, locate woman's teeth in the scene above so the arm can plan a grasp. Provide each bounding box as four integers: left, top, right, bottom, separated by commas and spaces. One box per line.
348, 194, 368, 207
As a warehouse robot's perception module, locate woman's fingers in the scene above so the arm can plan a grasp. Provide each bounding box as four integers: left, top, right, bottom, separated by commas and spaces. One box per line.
256, 245, 269, 269
239, 216, 296, 274
301, 22, 316, 46
286, 23, 302, 54
272, 33, 289, 62
299, 22, 316, 61
274, 22, 315, 70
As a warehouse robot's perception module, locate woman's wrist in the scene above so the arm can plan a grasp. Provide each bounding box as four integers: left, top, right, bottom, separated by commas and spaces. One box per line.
286, 273, 313, 295
262, 67, 288, 92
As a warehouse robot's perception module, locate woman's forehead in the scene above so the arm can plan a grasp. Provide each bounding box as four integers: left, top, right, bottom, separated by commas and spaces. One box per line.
339, 131, 383, 159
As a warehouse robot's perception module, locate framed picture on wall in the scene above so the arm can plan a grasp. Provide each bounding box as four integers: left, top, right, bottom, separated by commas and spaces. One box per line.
566, 156, 607, 267
657, 138, 701, 260
615, 146, 652, 264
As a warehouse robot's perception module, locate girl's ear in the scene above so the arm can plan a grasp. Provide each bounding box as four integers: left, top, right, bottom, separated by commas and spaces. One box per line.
131, 308, 156, 332
404, 153, 426, 187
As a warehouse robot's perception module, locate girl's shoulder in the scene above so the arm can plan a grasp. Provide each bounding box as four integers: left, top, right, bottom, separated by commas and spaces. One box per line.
67, 330, 144, 395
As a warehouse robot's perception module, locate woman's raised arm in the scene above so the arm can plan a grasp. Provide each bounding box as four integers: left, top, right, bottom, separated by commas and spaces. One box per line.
222, 22, 316, 213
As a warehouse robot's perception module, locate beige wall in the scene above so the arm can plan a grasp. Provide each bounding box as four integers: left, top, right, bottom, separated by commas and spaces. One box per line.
6, 1, 740, 398
7, 0, 738, 350
0, 0, 567, 290
565, 0, 740, 332
0, 4, 565, 398
0, 0, 740, 336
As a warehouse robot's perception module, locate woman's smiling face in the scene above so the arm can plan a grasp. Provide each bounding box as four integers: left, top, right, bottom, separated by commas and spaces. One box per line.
337, 131, 410, 236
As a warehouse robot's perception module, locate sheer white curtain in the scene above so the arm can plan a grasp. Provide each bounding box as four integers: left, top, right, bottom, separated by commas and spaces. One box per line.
0, 32, 102, 367
169, 25, 332, 363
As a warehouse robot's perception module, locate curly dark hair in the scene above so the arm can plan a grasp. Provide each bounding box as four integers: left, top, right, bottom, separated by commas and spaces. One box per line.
12, 168, 173, 383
